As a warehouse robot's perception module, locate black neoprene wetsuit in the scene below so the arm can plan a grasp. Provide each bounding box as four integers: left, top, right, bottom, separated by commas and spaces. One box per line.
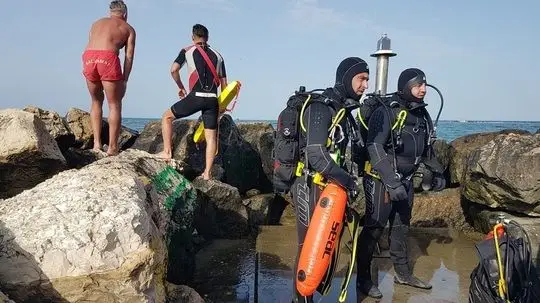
290, 90, 357, 302
355, 96, 443, 284
287, 56, 369, 302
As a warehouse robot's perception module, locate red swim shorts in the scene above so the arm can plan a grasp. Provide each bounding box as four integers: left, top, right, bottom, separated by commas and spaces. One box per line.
82, 50, 123, 81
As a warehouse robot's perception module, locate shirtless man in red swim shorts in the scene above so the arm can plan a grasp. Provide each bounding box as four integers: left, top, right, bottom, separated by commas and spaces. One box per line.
82, 0, 136, 156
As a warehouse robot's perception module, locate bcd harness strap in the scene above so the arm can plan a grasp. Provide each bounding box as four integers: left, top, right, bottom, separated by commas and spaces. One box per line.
361, 107, 409, 180
493, 223, 511, 303
296, 93, 346, 187
294, 93, 360, 302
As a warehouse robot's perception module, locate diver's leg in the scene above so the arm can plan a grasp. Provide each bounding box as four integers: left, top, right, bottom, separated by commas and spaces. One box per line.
355, 176, 391, 299
390, 180, 432, 289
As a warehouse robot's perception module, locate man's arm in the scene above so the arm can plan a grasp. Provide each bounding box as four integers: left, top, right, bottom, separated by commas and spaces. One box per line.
218, 58, 227, 89
123, 26, 136, 82
171, 49, 186, 90
304, 102, 356, 191
421, 144, 444, 174
421, 110, 445, 174
365, 107, 401, 187
220, 77, 228, 89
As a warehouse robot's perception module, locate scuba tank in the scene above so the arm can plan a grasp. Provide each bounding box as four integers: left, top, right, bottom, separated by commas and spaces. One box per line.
295, 182, 348, 296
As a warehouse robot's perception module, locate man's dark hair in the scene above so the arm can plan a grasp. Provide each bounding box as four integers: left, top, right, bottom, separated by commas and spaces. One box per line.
192, 24, 209, 40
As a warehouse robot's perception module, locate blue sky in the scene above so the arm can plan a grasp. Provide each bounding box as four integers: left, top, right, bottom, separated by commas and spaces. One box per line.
0, 0, 538, 121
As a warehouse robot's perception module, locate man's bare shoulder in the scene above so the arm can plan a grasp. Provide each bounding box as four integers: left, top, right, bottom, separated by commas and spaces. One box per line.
123, 22, 136, 35
124, 21, 135, 30
92, 17, 111, 26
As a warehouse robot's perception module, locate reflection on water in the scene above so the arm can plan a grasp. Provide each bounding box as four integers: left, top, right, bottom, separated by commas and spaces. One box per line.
190, 239, 257, 303
189, 228, 482, 303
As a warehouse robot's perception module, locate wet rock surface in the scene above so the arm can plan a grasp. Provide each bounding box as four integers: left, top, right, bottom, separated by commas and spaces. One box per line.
192, 178, 250, 239
411, 188, 475, 232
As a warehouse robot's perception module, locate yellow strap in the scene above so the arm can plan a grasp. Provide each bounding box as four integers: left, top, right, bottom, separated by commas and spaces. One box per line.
338, 208, 361, 302
392, 110, 407, 130
493, 223, 510, 303
357, 108, 408, 131
363, 161, 381, 180
299, 95, 312, 132
300, 94, 346, 133
295, 162, 304, 177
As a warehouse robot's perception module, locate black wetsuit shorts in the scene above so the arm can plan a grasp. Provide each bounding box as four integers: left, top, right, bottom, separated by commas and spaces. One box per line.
170, 92, 219, 130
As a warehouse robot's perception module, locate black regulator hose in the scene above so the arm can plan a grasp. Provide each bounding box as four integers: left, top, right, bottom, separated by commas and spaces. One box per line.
426, 83, 444, 129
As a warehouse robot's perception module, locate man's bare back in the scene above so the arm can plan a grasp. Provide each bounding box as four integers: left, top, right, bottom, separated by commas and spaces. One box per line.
86, 17, 133, 54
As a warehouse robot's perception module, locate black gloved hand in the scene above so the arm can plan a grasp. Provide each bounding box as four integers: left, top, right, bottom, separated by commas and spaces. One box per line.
431, 174, 446, 192
386, 183, 408, 201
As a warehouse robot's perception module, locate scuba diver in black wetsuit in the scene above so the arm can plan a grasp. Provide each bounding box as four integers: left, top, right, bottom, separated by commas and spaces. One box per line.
287, 57, 369, 303
355, 68, 446, 299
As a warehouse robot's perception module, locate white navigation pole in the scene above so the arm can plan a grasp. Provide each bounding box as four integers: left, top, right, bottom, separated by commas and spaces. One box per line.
371, 34, 397, 96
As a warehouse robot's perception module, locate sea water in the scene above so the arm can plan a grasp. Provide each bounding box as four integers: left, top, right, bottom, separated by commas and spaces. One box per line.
122, 118, 539, 142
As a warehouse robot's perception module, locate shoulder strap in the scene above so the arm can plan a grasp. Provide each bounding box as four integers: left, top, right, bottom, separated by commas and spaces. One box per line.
193, 44, 220, 86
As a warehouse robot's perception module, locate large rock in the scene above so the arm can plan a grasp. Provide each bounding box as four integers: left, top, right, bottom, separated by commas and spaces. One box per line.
237, 123, 275, 182
449, 129, 530, 184
65, 107, 139, 150
212, 115, 272, 194
23, 106, 75, 152
432, 139, 453, 170
462, 133, 540, 216
0, 150, 198, 302
192, 178, 250, 239
65, 107, 93, 149
411, 188, 474, 231
0, 109, 67, 199
165, 283, 205, 303
242, 193, 274, 227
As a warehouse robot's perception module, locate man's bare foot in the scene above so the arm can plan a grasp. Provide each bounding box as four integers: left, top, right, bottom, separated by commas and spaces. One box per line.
201, 172, 211, 180
92, 142, 102, 153
106, 145, 120, 156
156, 150, 172, 161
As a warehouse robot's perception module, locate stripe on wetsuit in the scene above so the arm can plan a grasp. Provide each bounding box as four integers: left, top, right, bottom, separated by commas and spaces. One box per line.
174, 42, 227, 95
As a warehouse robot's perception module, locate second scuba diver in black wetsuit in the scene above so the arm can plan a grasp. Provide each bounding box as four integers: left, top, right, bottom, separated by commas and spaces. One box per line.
355, 68, 446, 299
290, 57, 370, 303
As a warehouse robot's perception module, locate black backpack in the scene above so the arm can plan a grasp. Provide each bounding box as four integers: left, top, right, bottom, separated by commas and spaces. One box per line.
468, 220, 540, 303
272, 87, 334, 194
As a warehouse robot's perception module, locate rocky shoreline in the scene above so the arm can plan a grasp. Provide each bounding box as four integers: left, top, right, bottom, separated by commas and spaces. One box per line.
1, 106, 539, 302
